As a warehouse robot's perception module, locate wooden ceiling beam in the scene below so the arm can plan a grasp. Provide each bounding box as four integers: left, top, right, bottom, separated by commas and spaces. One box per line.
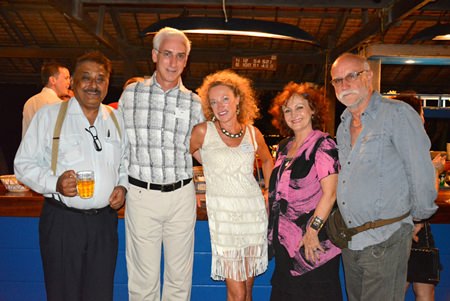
0, 47, 325, 64
80, 0, 393, 9
330, 0, 434, 59
47, 1, 132, 57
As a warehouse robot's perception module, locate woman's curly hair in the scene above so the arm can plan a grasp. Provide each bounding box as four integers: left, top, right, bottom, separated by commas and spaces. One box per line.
269, 82, 329, 137
197, 69, 260, 125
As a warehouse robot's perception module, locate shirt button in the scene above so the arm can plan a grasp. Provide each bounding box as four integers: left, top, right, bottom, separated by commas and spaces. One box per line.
342, 202, 346, 205
347, 161, 350, 165
348, 220, 352, 224
342, 180, 346, 184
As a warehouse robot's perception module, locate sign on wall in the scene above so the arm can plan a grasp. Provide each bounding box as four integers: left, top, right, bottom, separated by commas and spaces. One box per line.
232, 55, 277, 71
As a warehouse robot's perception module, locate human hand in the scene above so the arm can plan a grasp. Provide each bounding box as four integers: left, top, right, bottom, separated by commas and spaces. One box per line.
299, 228, 324, 264
412, 222, 424, 243
109, 185, 126, 210
56, 170, 77, 197
432, 154, 446, 175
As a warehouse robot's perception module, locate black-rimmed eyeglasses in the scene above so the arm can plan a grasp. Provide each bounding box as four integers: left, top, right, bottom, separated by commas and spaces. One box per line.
85, 126, 102, 152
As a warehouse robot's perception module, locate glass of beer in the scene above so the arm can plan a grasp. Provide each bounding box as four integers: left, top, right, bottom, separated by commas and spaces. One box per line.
76, 170, 95, 199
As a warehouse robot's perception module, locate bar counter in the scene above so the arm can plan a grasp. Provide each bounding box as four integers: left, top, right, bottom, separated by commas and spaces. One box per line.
0, 184, 449, 300
0, 183, 448, 223
0, 183, 209, 219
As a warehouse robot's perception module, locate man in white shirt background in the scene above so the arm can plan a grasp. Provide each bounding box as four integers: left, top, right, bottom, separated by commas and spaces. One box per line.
22, 61, 71, 137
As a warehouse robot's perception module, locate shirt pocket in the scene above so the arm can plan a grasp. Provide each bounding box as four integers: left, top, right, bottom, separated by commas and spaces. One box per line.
104, 138, 121, 168
59, 134, 84, 166
359, 133, 381, 164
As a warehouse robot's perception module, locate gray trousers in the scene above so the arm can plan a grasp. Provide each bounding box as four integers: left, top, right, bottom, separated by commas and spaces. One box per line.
342, 223, 413, 301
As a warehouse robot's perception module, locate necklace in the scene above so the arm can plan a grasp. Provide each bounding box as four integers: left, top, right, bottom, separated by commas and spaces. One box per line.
284, 157, 293, 167
221, 126, 243, 138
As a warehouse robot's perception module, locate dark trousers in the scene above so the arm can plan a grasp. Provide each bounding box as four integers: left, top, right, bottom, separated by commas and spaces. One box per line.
39, 200, 118, 301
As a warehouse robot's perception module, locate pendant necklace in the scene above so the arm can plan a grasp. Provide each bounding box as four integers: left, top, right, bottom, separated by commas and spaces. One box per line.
284, 157, 293, 167
220, 124, 243, 138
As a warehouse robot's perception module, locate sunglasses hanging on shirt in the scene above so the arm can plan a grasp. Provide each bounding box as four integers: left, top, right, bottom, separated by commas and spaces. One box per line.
85, 126, 102, 152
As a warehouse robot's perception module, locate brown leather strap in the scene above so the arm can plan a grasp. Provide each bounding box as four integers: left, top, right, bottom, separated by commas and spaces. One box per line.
351, 211, 410, 234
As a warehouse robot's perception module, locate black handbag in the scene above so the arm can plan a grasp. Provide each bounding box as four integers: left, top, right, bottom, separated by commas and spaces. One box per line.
407, 225, 440, 284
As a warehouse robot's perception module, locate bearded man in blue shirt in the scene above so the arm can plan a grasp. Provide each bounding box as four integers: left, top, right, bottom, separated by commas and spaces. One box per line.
330, 53, 437, 301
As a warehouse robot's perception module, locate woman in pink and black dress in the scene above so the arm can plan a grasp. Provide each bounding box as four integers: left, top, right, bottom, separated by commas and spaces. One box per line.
267, 82, 342, 301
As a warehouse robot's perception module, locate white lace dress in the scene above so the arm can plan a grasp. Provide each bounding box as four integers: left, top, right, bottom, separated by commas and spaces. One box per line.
200, 121, 268, 281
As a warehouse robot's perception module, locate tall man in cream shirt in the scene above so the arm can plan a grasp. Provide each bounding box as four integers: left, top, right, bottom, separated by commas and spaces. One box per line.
22, 61, 71, 136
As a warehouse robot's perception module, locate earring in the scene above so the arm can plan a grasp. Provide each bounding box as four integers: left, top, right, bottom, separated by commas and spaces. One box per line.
236, 105, 240, 115
211, 115, 216, 122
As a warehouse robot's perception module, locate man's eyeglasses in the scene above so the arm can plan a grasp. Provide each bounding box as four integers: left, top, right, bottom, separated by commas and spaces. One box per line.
331, 70, 368, 87
154, 49, 187, 61
85, 126, 102, 152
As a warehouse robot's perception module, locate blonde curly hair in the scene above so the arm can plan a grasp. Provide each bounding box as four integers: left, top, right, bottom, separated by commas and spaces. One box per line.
197, 69, 260, 125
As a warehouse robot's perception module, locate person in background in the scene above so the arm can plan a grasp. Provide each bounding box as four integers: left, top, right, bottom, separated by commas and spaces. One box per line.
119, 27, 204, 301
330, 53, 437, 301
108, 76, 144, 110
22, 61, 71, 136
190, 69, 273, 301
14, 51, 128, 301
60, 88, 74, 101
392, 93, 444, 301
267, 82, 342, 301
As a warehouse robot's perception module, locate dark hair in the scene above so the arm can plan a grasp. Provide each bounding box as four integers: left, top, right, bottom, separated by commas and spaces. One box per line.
392, 91, 422, 115
269, 82, 329, 136
75, 51, 112, 76
40, 62, 68, 86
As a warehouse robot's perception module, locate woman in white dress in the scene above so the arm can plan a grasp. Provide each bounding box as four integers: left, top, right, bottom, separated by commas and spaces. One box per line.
190, 69, 274, 301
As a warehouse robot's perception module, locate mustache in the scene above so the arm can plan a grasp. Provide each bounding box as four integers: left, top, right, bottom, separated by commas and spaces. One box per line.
83, 89, 101, 94
338, 89, 358, 100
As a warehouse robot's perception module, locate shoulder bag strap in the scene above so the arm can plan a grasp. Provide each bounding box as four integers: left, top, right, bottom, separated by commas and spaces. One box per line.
248, 125, 263, 188
347, 211, 410, 236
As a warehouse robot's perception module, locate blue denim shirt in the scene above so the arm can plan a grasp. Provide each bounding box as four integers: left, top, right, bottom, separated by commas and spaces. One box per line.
336, 92, 437, 250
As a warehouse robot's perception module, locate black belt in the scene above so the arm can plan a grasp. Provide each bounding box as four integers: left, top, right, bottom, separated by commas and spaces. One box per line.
45, 197, 111, 216
128, 176, 192, 192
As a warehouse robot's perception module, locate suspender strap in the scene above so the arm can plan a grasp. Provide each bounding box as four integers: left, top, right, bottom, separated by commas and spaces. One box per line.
51, 102, 121, 175
104, 105, 121, 139
51, 101, 68, 175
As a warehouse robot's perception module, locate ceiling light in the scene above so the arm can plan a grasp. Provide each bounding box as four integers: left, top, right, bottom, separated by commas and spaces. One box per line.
408, 23, 450, 43
140, 17, 319, 46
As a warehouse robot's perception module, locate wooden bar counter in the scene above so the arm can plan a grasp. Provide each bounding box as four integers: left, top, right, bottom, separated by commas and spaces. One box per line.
0, 183, 448, 223
0, 183, 209, 220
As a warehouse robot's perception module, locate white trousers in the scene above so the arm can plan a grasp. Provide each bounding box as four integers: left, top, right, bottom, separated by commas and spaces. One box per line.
125, 182, 196, 301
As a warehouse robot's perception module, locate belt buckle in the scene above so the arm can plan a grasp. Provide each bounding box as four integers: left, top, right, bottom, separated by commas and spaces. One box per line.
161, 183, 175, 192
86, 209, 99, 215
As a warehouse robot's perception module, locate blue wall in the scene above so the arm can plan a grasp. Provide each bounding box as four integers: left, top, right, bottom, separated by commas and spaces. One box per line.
0, 218, 449, 300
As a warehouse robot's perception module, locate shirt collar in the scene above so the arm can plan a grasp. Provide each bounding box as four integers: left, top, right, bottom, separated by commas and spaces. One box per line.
150, 72, 189, 94
340, 91, 382, 123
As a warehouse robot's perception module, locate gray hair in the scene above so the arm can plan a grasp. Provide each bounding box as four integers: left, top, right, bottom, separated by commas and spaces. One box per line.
153, 27, 192, 55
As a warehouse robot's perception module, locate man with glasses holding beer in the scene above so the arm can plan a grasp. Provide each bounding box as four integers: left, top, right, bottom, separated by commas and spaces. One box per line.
15, 51, 128, 301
